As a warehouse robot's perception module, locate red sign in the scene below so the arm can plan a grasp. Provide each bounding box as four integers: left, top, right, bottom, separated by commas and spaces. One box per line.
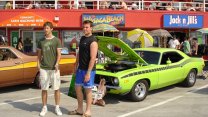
0, 12, 57, 27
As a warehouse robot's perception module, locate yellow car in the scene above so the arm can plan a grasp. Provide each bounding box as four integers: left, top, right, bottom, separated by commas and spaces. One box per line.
0, 46, 76, 88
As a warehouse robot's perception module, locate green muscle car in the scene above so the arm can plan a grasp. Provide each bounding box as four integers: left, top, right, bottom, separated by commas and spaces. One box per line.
95, 36, 205, 102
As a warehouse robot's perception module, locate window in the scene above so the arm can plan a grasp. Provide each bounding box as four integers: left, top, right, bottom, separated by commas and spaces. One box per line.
161, 52, 183, 65
63, 31, 83, 53
135, 50, 160, 64
0, 48, 17, 61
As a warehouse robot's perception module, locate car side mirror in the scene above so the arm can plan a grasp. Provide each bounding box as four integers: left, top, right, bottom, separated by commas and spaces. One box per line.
166, 59, 172, 64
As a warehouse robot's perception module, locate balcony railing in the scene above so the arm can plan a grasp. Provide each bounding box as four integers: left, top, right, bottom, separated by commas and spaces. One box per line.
0, 0, 207, 12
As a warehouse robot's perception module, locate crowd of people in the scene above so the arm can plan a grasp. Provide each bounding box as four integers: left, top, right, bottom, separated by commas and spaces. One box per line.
168, 36, 199, 57
1, 0, 207, 11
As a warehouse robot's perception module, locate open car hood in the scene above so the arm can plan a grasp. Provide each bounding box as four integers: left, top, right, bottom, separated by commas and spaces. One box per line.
96, 36, 147, 65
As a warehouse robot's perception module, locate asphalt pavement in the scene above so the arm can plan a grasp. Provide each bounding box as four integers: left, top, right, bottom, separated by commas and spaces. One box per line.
0, 75, 208, 117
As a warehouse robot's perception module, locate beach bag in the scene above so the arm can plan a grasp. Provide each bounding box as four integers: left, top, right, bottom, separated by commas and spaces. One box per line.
68, 74, 76, 98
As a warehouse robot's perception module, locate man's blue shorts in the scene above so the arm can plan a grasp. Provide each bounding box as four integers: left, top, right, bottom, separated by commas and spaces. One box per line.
75, 69, 95, 89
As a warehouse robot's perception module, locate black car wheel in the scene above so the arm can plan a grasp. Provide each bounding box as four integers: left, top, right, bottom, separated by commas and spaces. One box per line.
130, 80, 149, 102
182, 69, 196, 87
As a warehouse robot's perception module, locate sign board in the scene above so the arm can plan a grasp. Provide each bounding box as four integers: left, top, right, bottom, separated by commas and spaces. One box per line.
163, 14, 203, 28
82, 14, 125, 26
11, 31, 19, 48
0, 12, 56, 27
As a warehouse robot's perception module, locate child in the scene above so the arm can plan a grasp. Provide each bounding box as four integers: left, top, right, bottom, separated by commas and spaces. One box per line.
92, 79, 106, 106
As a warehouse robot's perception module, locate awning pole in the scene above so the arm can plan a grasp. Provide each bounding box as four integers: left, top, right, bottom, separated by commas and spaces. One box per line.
55, 0, 57, 9
97, 0, 99, 10
204, 0, 206, 12
6, 27, 7, 37
142, 0, 144, 10
13, 0, 15, 9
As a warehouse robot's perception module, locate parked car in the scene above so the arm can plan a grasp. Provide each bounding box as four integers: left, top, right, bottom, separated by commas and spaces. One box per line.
95, 36, 205, 102
0, 46, 76, 88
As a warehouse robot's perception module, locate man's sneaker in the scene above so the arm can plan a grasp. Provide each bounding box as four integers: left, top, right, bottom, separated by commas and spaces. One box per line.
39, 106, 48, 116
55, 107, 63, 116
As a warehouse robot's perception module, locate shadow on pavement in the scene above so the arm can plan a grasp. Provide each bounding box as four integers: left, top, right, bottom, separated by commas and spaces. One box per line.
104, 94, 128, 104
197, 76, 207, 80
148, 85, 176, 95
60, 78, 208, 105
0, 79, 71, 94
190, 87, 208, 95
61, 80, 70, 84
4, 100, 40, 112
4, 100, 69, 115
0, 84, 34, 94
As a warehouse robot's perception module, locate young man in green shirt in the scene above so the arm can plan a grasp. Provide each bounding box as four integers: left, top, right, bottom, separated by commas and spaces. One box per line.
37, 21, 62, 116
183, 37, 191, 56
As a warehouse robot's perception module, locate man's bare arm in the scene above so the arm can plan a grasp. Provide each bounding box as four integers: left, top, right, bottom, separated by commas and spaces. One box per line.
37, 49, 42, 69
74, 52, 79, 73
55, 48, 62, 70
87, 41, 98, 74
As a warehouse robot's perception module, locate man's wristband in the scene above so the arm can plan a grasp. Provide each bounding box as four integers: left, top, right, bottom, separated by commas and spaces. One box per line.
87, 70, 91, 74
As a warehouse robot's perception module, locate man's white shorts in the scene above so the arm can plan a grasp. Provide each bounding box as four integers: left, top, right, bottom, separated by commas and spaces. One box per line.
39, 69, 61, 90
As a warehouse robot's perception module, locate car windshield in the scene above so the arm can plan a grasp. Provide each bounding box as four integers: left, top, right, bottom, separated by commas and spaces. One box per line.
134, 50, 160, 64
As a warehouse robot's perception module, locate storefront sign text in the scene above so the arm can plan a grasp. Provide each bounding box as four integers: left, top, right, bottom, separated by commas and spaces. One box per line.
11, 31, 19, 48
0, 12, 56, 27
82, 14, 125, 26
163, 14, 203, 28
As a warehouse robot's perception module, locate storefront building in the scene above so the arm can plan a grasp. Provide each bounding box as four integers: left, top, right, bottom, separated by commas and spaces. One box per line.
0, 9, 208, 53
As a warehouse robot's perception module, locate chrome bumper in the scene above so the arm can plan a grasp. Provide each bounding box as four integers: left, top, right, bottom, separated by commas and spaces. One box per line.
94, 84, 121, 90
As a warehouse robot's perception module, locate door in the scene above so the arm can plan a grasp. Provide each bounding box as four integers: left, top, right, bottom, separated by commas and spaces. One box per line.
34, 31, 59, 51
0, 48, 24, 86
34, 31, 45, 52
22, 31, 34, 53
158, 52, 184, 88
22, 31, 59, 53
11, 31, 19, 48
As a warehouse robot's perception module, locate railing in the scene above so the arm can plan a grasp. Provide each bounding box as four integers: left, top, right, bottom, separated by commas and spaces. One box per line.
0, 0, 207, 12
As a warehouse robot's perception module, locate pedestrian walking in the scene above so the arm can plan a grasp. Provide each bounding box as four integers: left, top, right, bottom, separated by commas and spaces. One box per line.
182, 37, 191, 56
37, 21, 62, 116
16, 37, 24, 52
24, 37, 32, 53
191, 38, 198, 56
168, 36, 180, 49
68, 20, 98, 117
0, 35, 6, 45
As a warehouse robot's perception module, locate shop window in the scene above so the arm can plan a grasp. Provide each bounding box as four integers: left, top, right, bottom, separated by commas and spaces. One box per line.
63, 31, 83, 54
0, 1, 6, 9
0, 30, 6, 36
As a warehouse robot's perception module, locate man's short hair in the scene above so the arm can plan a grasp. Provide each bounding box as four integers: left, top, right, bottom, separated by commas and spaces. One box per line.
43, 21, 53, 29
83, 20, 93, 27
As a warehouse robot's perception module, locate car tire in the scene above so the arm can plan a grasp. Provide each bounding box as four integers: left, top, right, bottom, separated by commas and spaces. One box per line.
182, 69, 196, 87
129, 80, 149, 102
34, 72, 41, 89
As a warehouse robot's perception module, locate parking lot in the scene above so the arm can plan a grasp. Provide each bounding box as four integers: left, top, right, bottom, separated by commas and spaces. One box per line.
0, 75, 208, 117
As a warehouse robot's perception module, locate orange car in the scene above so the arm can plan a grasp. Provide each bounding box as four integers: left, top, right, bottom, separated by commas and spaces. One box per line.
0, 46, 76, 88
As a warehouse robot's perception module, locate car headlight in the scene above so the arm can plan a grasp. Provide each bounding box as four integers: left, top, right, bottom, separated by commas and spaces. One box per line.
112, 78, 119, 86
